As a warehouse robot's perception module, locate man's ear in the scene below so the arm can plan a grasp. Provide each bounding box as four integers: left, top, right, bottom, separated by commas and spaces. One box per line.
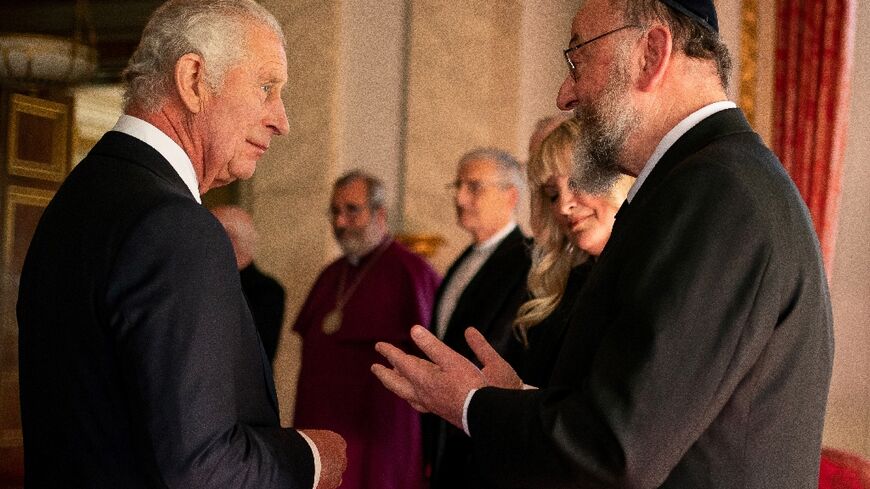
175, 53, 207, 114
635, 25, 672, 92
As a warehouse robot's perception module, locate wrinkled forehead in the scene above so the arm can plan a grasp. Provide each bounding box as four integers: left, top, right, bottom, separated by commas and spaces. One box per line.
331, 180, 369, 207
572, 0, 625, 40
243, 22, 288, 71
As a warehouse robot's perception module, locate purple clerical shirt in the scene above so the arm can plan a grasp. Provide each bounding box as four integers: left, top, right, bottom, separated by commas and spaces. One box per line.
293, 239, 440, 489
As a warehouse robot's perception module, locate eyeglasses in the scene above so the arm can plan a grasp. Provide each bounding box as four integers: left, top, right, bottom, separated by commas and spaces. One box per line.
328, 203, 368, 219
563, 24, 640, 81
446, 179, 509, 197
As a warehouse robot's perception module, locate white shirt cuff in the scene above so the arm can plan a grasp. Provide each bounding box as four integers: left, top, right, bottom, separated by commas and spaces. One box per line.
297, 431, 321, 489
462, 388, 478, 436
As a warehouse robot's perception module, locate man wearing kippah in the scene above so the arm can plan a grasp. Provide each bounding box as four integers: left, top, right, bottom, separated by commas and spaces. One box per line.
372, 0, 834, 487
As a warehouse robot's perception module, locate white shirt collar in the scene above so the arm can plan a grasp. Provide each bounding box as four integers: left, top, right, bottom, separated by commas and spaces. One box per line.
111, 114, 202, 203
474, 221, 517, 252
627, 101, 737, 203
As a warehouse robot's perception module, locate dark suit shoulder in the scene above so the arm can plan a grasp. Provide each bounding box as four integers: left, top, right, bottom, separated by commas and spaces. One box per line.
50, 132, 196, 239
470, 227, 532, 284
440, 227, 531, 366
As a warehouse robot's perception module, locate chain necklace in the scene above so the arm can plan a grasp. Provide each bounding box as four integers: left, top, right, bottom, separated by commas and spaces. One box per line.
322, 238, 391, 334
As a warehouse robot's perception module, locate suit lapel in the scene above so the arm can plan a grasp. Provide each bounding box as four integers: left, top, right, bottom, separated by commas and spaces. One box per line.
596, 108, 757, 287
90, 132, 288, 415
445, 228, 525, 340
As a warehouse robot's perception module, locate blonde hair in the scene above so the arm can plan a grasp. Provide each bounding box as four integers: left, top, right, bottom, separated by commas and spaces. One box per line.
514, 118, 632, 347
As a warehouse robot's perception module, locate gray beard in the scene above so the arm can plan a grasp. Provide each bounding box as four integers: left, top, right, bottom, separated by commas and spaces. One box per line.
336, 226, 383, 260
570, 54, 639, 195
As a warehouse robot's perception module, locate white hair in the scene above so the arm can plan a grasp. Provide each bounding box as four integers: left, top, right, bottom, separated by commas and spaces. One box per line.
122, 0, 285, 112
458, 147, 526, 196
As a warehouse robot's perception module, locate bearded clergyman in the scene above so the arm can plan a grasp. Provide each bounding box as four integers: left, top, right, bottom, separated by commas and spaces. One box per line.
292, 169, 441, 489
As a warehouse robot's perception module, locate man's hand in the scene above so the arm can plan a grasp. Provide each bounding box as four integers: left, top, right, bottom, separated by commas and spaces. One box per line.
299, 429, 347, 489
465, 327, 522, 389
372, 325, 488, 429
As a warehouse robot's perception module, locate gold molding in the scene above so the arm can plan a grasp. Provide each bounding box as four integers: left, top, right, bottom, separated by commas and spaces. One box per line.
395, 233, 445, 259
0, 429, 23, 447
7, 93, 69, 182
3, 185, 55, 272
739, 0, 759, 127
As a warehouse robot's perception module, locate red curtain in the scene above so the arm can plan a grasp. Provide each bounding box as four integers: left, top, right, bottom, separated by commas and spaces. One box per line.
772, 0, 856, 273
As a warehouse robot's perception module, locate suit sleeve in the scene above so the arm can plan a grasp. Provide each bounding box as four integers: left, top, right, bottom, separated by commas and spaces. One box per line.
106, 201, 315, 488
469, 162, 782, 488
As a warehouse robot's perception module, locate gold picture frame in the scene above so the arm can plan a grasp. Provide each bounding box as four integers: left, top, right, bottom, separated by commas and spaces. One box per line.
6, 93, 70, 182
2, 185, 55, 275
739, 0, 759, 127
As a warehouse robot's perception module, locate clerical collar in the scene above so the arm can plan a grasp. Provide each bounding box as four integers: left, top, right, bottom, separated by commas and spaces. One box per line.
347, 235, 392, 266
626, 100, 737, 203
112, 114, 202, 204
473, 221, 517, 252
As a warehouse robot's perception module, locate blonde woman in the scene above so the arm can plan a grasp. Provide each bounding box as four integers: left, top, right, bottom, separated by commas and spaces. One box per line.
515, 117, 634, 386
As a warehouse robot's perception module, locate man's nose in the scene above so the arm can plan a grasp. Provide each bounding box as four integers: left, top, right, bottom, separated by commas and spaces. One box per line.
332, 213, 348, 228
557, 75, 578, 111
267, 98, 290, 135
455, 187, 473, 207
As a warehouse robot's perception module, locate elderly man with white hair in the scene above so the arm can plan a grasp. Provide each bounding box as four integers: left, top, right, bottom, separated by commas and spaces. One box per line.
17, 1, 345, 487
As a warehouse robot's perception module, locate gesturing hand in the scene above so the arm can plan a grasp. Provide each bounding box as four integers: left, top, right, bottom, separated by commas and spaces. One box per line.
464, 327, 522, 389
372, 325, 486, 429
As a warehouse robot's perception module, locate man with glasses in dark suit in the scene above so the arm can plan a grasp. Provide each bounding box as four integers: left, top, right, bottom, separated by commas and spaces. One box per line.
427, 148, 531, 489
374, 1, 834, 487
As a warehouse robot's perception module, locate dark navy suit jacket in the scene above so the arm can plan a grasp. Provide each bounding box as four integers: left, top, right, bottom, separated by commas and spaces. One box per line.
18, 131, 315, 488
428, 226, 531, 489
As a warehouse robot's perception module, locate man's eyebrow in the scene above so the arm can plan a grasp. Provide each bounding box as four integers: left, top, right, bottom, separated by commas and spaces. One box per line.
258, 73, 283, 83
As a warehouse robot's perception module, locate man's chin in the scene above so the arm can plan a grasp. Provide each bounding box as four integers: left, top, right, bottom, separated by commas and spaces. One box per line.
230, 161, 257, 181
337, 238, 364, 257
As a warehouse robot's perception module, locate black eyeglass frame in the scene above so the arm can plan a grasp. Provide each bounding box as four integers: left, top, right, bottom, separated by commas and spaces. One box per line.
563, 24, 641, 80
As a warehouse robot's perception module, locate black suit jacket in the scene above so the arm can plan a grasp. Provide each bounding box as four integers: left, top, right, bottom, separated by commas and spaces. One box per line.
240, 263, 286, 365
433, 226, 531, 367
429, 226, 531, 489
521, 261, 593, 388
17, 131, 314, 488
468, 109, 834, 488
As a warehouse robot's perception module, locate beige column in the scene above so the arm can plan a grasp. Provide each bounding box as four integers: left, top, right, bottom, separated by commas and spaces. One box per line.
402, 0, 525, 273
252, 0, 410, 425
250, 1, 342, 425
